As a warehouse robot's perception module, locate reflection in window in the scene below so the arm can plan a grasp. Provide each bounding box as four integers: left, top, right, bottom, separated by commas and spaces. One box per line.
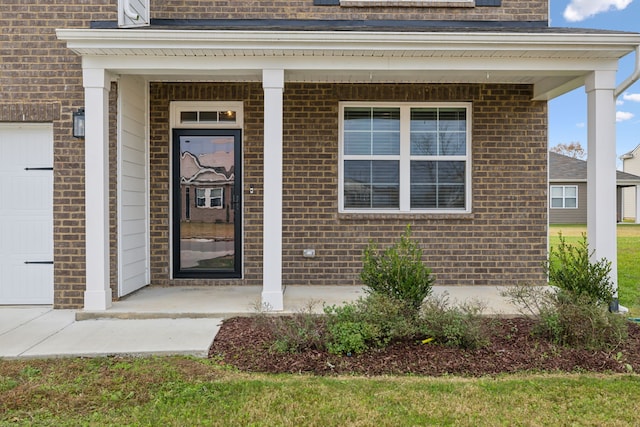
196, 188, 224, 209
341, 104, 470, 212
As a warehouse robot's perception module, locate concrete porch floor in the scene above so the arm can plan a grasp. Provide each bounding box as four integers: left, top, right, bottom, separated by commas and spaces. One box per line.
77, 285, 522, 320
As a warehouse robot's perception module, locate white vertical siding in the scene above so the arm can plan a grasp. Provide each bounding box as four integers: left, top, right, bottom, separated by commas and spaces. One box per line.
118, 76, 149, 296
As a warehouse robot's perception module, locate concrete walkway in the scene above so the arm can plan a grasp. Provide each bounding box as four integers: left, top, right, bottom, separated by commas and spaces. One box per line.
0, 285, 520, 360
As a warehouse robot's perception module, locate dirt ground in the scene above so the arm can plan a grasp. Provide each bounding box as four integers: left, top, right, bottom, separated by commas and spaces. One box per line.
209, 316, 640, 376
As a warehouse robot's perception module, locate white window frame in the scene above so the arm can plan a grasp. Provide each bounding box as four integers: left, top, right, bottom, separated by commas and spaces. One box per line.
170, 101, 243, 129
195, 187, 224, 209
550, 185, 578, 209
339, 102, 472, 214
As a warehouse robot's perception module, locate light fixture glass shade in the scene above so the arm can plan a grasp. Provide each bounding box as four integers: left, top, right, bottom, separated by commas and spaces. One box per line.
73, 108, 85, 138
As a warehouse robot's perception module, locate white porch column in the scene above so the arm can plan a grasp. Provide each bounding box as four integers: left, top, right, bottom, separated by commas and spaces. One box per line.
635, 185, 640, 224
261, 69, 285, 310
83, 68, 113, 310
585, 70, 618, 306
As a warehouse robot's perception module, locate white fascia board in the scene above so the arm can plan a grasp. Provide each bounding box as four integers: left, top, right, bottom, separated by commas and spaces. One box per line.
80, 53, 619, 75
56, 29, 640, 58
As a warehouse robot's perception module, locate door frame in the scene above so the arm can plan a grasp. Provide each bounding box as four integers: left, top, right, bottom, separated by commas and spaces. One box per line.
171, 127, 243, 278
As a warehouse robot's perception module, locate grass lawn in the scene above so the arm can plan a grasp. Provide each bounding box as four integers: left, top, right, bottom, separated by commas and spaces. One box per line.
2, 357, 640, 426
550, 224, 640, 315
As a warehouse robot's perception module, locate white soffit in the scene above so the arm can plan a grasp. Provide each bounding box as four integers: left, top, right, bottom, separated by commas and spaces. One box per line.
56, 29, 640, 99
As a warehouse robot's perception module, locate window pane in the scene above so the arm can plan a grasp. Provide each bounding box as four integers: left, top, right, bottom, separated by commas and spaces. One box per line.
344, 108, 371, 131
410, 161, 436, 183
565, 187, 577, 197
344, 132, 371, 155
372, 108, 400, 131
439, 131, 466, 156
439, 108, 466, 132
372, 161, 399, 184
180, 111, 198, 123
410, 161, 465, 209
411, 109, 437, 132
410, 132, 437, 155
372, 185, 399, 208
199, 111, 218, 122
551, 187, 563, 198
219, 110, 236, 122
344, 160, 399, 209
437, 161, 466, 184
551, 198, 563, 208
411, 184, 436, 208
438, 185, 465, 208
373, 132, 400, 155
565, 198, 577, 208
344, 160, 370, 184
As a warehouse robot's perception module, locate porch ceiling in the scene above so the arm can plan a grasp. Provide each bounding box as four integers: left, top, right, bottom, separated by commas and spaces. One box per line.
57, 28, 640, 100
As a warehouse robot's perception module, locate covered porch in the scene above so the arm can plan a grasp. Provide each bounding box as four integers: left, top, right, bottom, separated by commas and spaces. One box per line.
56, 25, 640, 312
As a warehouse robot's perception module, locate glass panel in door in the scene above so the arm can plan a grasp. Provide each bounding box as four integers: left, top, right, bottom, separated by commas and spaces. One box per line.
172, 129, 241, 278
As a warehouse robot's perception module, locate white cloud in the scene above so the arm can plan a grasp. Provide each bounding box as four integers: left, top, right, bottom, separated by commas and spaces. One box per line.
617, 111, 635, 122
617, 99, 625, 106
623, 93, 640, 102
563, 0, 633, 22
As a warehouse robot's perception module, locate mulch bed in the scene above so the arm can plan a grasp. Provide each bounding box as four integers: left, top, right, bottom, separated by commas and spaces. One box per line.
209, 316, 640, 376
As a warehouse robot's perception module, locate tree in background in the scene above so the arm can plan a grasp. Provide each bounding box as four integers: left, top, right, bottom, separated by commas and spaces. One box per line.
550, 142, 586, 159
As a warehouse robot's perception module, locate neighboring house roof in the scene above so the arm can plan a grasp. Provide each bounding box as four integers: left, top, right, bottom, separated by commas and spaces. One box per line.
549, 151, 640, 186
620, 144, 640, 160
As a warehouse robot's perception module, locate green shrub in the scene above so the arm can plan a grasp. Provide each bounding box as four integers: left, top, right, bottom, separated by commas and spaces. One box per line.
547, 234, 614, 305
361, 225, 435, 310
254, 301, 326, 353
536, 296, 628, 350
325, 321, 377, 355
419, 293, 490, 350
324, 294, 420, 355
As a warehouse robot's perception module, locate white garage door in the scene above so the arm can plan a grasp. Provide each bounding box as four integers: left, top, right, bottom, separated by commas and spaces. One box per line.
0, 124, 53, 304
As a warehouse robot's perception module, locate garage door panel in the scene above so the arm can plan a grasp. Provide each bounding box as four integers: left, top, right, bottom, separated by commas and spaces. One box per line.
0, 124, 53, 305
0, 258, 53, 304
1, 175, 52, 211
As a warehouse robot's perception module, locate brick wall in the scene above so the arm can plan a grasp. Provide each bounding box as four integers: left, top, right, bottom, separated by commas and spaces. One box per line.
153, 0, 547, 22
150, 82, 548, 289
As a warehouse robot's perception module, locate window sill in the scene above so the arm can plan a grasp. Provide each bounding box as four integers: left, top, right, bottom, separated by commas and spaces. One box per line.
338, 212, 475, 221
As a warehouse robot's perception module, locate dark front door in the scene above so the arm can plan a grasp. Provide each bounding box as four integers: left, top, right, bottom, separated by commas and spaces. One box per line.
172, 129, 242, 278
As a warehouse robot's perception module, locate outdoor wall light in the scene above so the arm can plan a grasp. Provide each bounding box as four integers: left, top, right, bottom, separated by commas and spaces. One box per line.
72, 108, 85, 138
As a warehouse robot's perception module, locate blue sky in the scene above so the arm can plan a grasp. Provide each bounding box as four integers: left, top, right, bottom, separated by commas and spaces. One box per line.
548, 0, 640, 162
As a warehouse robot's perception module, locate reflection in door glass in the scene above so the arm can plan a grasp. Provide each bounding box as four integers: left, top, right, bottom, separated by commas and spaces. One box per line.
179, 135, 235, 271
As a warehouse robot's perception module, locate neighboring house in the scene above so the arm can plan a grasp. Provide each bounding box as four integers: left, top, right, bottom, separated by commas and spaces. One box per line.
549, 152, 640, 224
620, 144, 640, 222
1, 1, 639, 310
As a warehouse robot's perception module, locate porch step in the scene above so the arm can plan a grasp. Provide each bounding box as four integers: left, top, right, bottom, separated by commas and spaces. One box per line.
73, 285, 522, 321
75, 311, 250, 321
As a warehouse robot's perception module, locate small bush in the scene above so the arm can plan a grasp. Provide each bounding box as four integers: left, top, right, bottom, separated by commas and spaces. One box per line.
536, 296, 628, 350
547, 234, 614, 305
324, 294, 420, 355
254, 301, 326, 353
503, 285, 628, 350
419, 293, 490, 350
361, 225, 435, 310
325, 321, 377, 355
